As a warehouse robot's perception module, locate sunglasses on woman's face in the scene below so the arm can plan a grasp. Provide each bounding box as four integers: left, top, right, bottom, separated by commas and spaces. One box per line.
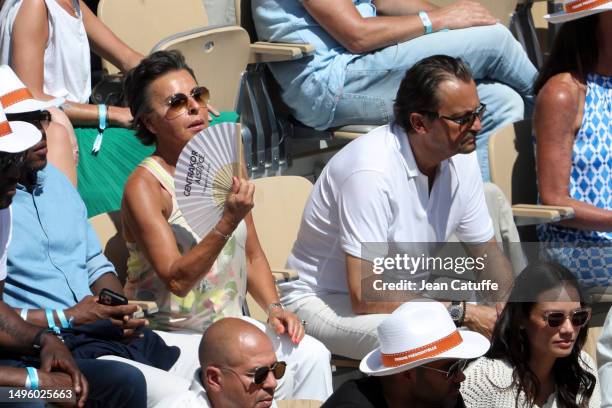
164, 86, 210, 120
542, 307, 591, 328
6, 110, 51, 134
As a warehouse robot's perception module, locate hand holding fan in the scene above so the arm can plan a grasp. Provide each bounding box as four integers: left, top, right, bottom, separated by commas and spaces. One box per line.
174, 122, 243, 238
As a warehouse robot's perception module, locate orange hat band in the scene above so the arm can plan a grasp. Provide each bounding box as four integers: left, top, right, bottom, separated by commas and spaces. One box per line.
381, 330, 463, 368
565, 0, 609, 13
0, 121, 13, 137
1, 88, 34, 108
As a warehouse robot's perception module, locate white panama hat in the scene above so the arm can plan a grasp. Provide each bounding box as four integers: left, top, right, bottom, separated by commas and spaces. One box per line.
0, 102, 42, 153
0, 65, 64, 114
360, 300, 490, 376
545, 0, 611, 23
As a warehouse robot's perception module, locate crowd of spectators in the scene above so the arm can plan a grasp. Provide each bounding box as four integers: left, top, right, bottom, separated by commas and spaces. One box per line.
0, 0, 610, 407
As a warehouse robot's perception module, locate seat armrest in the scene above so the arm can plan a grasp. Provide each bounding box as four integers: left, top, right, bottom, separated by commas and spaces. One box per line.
271, 268, 298, 282
511, 204, 575, 226
249, 42, 315, 63
512, 204, 575, 217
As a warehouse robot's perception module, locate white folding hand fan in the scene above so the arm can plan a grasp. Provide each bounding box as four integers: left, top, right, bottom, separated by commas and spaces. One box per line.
174, 122, 243, 238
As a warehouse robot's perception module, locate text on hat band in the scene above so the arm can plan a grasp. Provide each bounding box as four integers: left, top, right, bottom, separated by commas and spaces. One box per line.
565, 0, 609, 13
381, 330, 463, 368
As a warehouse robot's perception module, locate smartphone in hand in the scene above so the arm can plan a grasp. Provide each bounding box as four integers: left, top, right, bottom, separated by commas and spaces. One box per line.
98, 288, 128, 306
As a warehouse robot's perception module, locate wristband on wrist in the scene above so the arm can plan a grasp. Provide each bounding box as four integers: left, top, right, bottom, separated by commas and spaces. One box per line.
20, 308, 28, 321
418, 11, 433, 34
92, 104, 107, 154
25, 367, 39, 390
56, 309, 72, 328
45, 308, 58, 330
212, 226, 231, 241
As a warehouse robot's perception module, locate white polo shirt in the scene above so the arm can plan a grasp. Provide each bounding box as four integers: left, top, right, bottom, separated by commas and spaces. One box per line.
282, 124, 494, 302
0, 206, 11, 281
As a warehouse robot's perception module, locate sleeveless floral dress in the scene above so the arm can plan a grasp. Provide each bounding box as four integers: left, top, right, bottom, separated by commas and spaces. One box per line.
124, 157, 247, 332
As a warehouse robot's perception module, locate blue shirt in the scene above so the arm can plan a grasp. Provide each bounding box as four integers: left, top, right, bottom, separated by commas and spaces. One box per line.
252, 0, 375, 129
4, 164, 114, 309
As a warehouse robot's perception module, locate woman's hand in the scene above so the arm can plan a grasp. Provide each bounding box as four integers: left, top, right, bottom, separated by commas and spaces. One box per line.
219, 177, 255, 231
268, 307, 306, 344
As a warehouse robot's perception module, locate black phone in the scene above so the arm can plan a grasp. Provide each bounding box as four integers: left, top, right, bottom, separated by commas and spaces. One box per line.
98, 288, 128, 306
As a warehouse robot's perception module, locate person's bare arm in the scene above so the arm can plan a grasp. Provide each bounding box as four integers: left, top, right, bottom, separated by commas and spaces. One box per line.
122, 171, 253, 297
464, 237, 514, 302
346, 254, 410, 314
90, 272, 125, 296
10, 0, 50, 100
10, 0, 133, 127
79, 0, 143, 72
535, 74, 612, 232
302, 0, 495, 53
244, 212, 305, 343
374, 0, 438, 15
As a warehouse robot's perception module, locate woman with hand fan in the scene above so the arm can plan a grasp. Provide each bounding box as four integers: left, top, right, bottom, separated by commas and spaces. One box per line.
120, 50, 332, 401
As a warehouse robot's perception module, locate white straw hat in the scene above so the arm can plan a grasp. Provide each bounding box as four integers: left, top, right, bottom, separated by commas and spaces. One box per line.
360, 300, 490, 376
0, 65, 64, 114
0, 102, 42, 153
545, 0, 611, 23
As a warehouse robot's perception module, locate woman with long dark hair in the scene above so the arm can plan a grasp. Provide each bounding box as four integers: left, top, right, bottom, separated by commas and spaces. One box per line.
533, 3, 611, 286
462, 261, 600, 407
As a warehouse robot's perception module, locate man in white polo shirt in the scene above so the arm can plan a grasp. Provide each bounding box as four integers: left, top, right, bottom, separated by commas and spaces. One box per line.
280, 55, 514, 359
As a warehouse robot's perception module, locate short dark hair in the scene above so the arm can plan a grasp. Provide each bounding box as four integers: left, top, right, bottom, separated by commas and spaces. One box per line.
123, 50, 197, 146
393, 55, 473, 133
534, 14, 600, 94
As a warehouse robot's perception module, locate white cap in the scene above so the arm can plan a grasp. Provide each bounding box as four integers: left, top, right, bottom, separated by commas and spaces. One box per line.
545, 0, 611, 23
0, 65, 64, 114
0, 101, 42, 153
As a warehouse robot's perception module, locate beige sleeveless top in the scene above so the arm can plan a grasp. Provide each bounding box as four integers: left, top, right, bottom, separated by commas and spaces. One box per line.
125, 157, 247, 332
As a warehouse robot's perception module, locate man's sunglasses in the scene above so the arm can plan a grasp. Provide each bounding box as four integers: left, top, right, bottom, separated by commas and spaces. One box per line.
420, 359, 468, 379
165, 86, 210, 120
221, 361, 287, 385
542, 307, 591, 328
423, 103, 486, 128
0, 150, 27, 172
6, 110, 51, 132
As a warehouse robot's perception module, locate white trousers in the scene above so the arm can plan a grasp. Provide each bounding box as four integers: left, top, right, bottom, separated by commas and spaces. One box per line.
100, 322, 332, 407
285, 294, 389, 360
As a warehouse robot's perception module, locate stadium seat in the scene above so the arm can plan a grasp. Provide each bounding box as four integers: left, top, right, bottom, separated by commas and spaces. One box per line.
89, 210, 128, 284
97, 0, 209, 74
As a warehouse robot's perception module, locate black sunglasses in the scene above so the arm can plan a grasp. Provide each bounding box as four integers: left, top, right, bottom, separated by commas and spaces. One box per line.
221, 361, 287, 385
6, 110, 51, 133
420, 359, 469, 379
165, 86, 210, 120
542, 308, 591, 328
0, 150, 27, 173
423, 103, 486, 128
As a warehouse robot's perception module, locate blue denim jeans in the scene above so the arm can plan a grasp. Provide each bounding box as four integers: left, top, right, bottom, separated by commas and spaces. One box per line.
328, 24, 537, 181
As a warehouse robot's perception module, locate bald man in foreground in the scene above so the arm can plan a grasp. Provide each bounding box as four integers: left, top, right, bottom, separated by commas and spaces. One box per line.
155, 318, 283, 407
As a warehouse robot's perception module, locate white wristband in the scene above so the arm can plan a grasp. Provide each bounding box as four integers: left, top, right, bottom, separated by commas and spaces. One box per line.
20, 308, 28, 321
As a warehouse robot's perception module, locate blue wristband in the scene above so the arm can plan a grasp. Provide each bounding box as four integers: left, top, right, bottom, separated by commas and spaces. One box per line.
26, 367, 39, 390
418, 11, 433, 34
56, 309, 71, 328
98, 104, 107, 131
45, 308, 57, 330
